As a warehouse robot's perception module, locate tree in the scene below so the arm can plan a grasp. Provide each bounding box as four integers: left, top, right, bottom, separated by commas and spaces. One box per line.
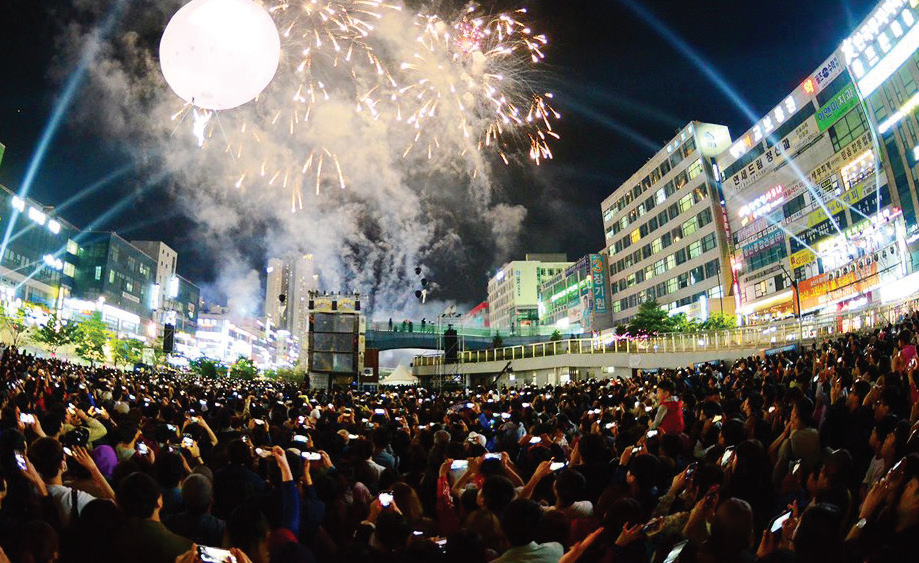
75, 312, 113, 366
32, 311, 80, 354
550, 330, 562, 342
627, 301, 673, 336
701, 312, 737, 331
111, 338, 145, 368
0, 304, 30, 347
670, 313, 701, 333
492, 332, 504, 348
230, 356, 258, 380
615, 325, 628, 337
190, 358, 224, 378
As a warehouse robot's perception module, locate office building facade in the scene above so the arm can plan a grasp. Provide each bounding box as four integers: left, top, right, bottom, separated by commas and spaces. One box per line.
70, 232, 157, 336
264, 254, 317, 342
538, 252, 612, 334
716, 12, 910, 320
602, 122, 735, 326
847, 0, 919, 269
131, 240, 200, 337
0, 185, 79, 311
487, 254, 572, 330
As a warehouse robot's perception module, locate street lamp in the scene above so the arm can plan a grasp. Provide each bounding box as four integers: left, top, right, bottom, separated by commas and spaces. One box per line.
778, 264, 803, 346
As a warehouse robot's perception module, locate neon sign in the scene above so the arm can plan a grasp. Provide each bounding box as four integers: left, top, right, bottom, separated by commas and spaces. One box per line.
739, 185, 785, 223
843, 0, 919, 95
728, 96, 800, 160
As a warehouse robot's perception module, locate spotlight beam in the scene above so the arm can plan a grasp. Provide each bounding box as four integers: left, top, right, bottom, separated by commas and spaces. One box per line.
0, 1, 130, 270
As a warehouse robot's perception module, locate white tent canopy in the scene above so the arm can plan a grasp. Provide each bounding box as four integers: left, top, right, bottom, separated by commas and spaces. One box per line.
381, 364, 418, 386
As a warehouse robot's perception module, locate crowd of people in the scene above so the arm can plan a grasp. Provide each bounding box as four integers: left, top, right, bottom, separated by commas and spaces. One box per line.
2, 312, 919, 563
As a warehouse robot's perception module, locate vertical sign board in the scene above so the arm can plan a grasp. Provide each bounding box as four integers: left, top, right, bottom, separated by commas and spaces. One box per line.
590, 254, 607, 314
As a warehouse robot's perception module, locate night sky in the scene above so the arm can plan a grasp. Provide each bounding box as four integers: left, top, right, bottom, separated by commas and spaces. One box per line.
0, 0, 880, 308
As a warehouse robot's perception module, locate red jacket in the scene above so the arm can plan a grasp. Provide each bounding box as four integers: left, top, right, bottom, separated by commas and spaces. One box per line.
660, 399, 684, 434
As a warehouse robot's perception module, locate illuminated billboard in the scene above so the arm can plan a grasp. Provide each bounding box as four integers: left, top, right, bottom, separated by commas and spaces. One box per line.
842, 0, 919, 96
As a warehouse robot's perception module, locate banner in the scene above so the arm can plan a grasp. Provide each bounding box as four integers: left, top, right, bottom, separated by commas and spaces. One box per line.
798, 261, 879, 311
790, 249, 816, 269
590, 254, 607, 314
816, 83, 859, 131
727, 119, 817, 192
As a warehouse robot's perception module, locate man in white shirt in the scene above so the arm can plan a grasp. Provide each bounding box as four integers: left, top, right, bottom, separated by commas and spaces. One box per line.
28, 437, 115, 528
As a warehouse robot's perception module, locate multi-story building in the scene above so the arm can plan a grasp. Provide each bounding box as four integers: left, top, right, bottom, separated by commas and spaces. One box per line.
463, 301, 490, 328
845, 0, 919, 270
171, 275, 200, 335
265, 258, 288, 325
264, 254, 317, 341
69, 232, 157, 336
0, 184, 80, 311
538, 252, 612, 334
602, 122, 735, 326
716, 43, 906, 320
196, 303, 300, 368
487, 254, 572, 330
131, 240, 200, 336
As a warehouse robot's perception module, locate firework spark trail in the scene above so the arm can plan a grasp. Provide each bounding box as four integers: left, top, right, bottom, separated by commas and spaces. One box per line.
183, 0, 558, 202
393, 5, 560, 165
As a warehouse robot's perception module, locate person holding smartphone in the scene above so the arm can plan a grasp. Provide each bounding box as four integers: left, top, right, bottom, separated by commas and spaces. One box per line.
27, 438, 114, 529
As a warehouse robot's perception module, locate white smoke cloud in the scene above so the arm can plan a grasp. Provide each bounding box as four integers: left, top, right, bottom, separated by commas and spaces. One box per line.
58, 0, 545, 318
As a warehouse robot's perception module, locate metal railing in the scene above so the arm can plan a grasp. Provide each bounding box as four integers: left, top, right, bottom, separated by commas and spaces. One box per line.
413, 296, 919, 367
367, 320, 564, 339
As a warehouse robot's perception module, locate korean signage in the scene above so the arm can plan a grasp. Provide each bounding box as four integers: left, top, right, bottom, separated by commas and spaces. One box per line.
809, 132, 873, 185
798, 212, 848, 247
728, 119, 816, 192
806, 182, 876, 228
590, 254, 608, 314
798, 261, 881, 312
813, 55, 843, 92
741, 227, 783, 259
739, 185, 785, 222
843, 0, 919, 96
790, 248, 817, 269
815, 83, 859, 131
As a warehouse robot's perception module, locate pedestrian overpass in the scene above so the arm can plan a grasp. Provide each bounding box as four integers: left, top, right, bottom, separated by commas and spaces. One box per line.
364, 321, 567, 351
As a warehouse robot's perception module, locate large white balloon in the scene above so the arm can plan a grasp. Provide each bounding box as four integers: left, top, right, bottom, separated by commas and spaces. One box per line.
159, 0, 281, 111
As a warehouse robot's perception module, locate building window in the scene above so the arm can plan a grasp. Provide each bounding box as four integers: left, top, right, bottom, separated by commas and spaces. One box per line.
697, 208, 713, 227
682, 217, 698, 237
679, 194, 694, 213
652, 238, 662, 254
109, 270, 115, 284
829, 107, 868, 153
95, 266, 102, 281
701, 233, 717, 252
705, 259, 720, 278
675, 248, 687, 265
688, 240, 702, 259
686, 159, 704, 181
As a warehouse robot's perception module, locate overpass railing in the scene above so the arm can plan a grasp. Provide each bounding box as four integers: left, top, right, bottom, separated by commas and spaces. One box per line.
367, 321, 563, 338
413, 296, 919, 367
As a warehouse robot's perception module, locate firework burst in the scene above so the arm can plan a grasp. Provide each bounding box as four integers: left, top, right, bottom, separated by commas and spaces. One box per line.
394, 4, 560, 165
170, 1, 558, 209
